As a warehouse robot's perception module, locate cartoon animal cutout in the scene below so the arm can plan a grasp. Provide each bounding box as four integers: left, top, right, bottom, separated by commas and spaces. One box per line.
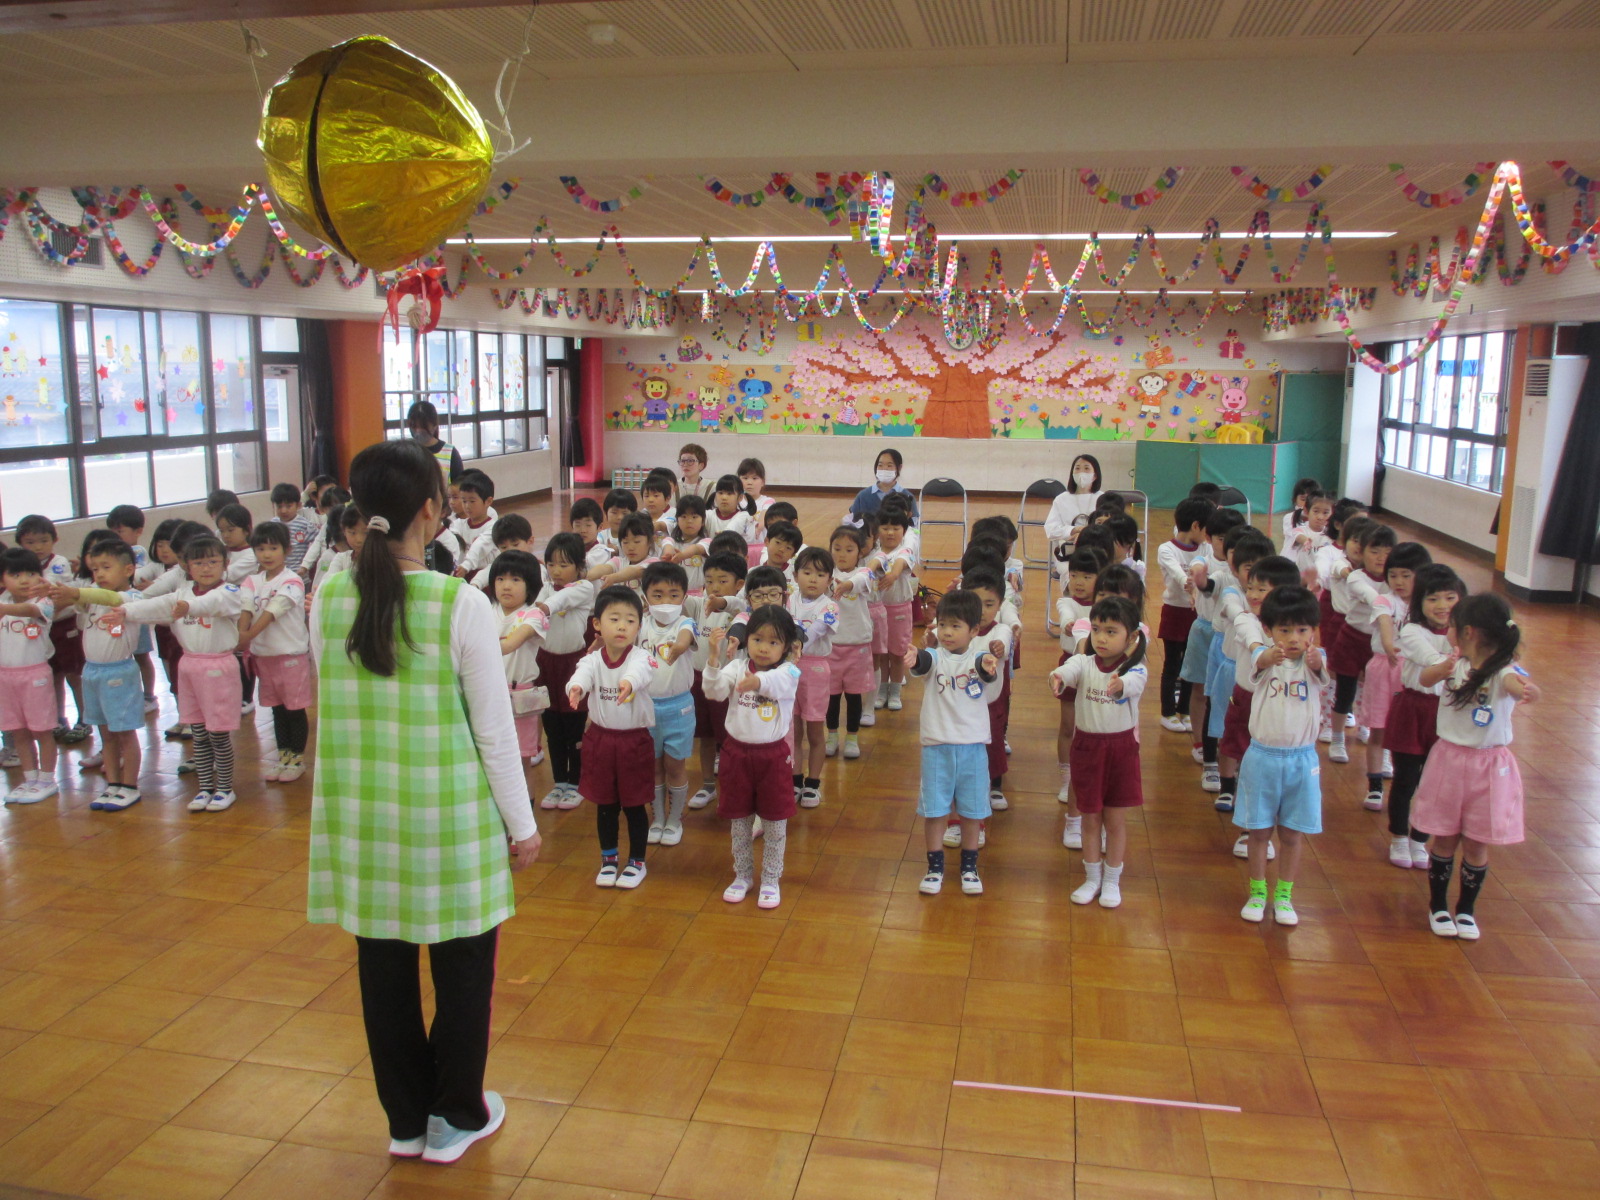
1143, 334, 1174, 367
836, 397, 861, 426
640, 375, 671, 428
1134, 372, 1169, 422
697, 389, 726, 432
1219, 328, 1245, 359
1217, 377, 1249, 425
1174, 371, 1208, 401
677, 335, 704, 362
734, 373, 772, 423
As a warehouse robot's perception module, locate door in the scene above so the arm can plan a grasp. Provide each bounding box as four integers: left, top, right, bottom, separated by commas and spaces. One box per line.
548, 362, 571, 489
262, 365, 302, 489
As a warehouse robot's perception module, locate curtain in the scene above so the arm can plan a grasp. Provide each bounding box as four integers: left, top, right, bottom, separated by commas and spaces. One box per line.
1536, 322, 1600, 562
561, 348, 585, 469
297, 318, 337, 479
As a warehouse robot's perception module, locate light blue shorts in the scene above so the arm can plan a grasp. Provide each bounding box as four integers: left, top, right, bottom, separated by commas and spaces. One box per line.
1233, 742, 1322, 835
919, 742, 992, 820
1179, 618, 1214, 684
649, 689, 697, 761
135, 624, 154, 657
1205, 635, 1237, 737
81, 658, 144, 733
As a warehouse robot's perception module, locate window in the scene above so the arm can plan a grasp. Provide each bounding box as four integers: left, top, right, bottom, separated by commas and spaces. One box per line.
0, 297, 265, 522
1378, 331, 1512, 493
382, 327, 560, 457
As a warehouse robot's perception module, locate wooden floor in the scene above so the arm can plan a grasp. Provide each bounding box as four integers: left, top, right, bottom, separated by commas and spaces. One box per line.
2, 488, 1600, 1200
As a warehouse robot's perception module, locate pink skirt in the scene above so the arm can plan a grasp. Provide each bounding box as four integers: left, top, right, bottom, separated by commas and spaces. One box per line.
1354, 652, 1399, 730
829, 641, 875, 694
178, 652, 242, 732
254, 652, 313, 711
1412, 740, 1524, 845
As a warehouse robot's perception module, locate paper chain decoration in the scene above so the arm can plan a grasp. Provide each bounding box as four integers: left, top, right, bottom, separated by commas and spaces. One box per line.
1078, 167, 1184, 209
1229, 166, 1333, 204
1387, 163, 1495, 208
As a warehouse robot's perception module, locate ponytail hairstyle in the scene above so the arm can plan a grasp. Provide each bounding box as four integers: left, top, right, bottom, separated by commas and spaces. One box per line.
1447, 593, 1520, 709
1408, 563, 1466, 629
1089, 594, 1146, 673
714, 473, 756, 516
672, 494, 707, 540
345, 439, 443, 677
1288, 477, 1322, 526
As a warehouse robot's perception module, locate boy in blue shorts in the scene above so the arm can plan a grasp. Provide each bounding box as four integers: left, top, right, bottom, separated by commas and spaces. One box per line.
906, 590, 1001, 897
1234, 585, 1328, 927
638, 561, 699, 846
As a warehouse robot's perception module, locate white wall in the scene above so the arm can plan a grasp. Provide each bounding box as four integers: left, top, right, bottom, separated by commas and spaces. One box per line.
1379, 466, 1501, 555
462, 446, 555, 500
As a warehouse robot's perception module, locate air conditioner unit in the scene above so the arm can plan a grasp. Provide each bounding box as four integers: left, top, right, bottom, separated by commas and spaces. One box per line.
1504, 356, 1588, 594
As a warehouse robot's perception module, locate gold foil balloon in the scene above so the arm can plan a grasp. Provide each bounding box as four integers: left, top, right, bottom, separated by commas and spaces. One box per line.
258, 35, 493, 272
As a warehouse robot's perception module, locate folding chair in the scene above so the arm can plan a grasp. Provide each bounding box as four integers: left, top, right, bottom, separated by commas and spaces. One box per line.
917, 477, 968, 566
1216, 486, 1252, 526
1017, 478, 1066, 573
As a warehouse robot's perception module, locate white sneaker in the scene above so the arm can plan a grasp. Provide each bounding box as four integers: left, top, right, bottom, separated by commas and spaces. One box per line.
596, 860, 619, 887
30, 776, 58, 802
1201, 764, 1221, 792
1328, 740, 1350, 764
824, 730, 839, 758
1381, 750, 1394, 779
1241, 893, 1267, 923
1071, 870, 1102, 905
960, 870, 983, 896
658, 820, 684, 847
1429, 910, 1458, 937
978, 824, 987, 849
1160, 715, 1186, 732
859, 708, 875, 727
723, 877, 750, 903
1453, 914, 1481, 941
557, 784, 583, 810
615, 860, 647, 889
1181, 716, 1193, 732
942, 821, 962, 848
188, 790, 214, 813
539, 786, 564, 810
1345, 712, 1357, 728
1232, 834, 1276, 860
1057, 772, 1072, 803
1191, 744, 1206, 764
1099, 867, 1123, 909
422, 1091, 505, 1164
143, 697, 160, 715
1356, 725, 1371, 744
0, 748, 19, 768
1389, 836, 1413, 869
99, 786, 140, 812
758, 884, 782, 909
79, 751, 104, 770
843, 734, 861, 760
647, 800, 665, 845
389, 1135, 425, 1159
799, 786, 821, 808
874, 685, 888, 710
688, 785, 715, 809
1410, 840, 1430, 868
886, 689, 903, 712
918, 869, 943, 895
241, 700, 256, 717
206, 790, 236, 812
988, 788, 1008, 811
1273, 896, 1299, 926
1318, 723, 1333, 744
4, 780, 41, 804
263, 750, 285, 783
278, 754, 306, 783
1364, 789, 1384, 811
1062, 815, 1083, 849
527, 750, 545, 767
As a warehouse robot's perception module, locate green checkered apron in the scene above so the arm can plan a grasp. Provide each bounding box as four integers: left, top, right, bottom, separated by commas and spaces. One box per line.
308, 570, 514, 943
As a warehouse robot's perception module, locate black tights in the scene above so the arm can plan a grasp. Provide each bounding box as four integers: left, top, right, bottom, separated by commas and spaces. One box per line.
1388, 750, 1430, 839
1160, 639, 1193, 717
1333, 673, 1359, 716
541, 710, 586, 785
272, 705, 308, 754
597, 802, 650, 862
826, 692, 863, 733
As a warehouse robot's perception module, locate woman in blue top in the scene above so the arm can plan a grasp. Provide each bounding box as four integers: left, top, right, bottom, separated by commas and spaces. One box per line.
848, 448, 919, 524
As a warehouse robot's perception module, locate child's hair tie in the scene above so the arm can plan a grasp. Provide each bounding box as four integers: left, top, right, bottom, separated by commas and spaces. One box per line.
366, 515, 391, 534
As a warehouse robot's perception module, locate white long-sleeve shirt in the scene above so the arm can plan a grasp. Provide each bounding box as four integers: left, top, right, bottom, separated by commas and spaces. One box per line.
829, 568, 875, 645
308, 575, 536, 842
1398, 623, 1453, 695
240, 569, 310, 657
139, 563, 187, 598
1436, 660, 1522, 749
1240, 646, 1329, 747
908, 643, 997, 746
225, 546, 257, 584
1051, 652, 1148, 734
122, 583, 244, 654
499, 605, 547, 686
133, 559, 167, 589
569, 645, 658, 729
702, 658, 800, 745
1215, 582, 1250, 662
0, 591, 55, 667
662, 537, 709, 594
705, 508, 757, 543
789, 593, 840, 658
875, 544, 919, 606
1284, 525, 1332, 576
537, 580, 595, 655
1043, 490, 1102, 540
687, 593, 744, 671
1157, 539, 1207, 609
1342, 569, 1391, 635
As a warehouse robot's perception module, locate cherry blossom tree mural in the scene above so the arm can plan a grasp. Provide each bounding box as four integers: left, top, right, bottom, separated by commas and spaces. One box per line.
788, 315, 1124, 439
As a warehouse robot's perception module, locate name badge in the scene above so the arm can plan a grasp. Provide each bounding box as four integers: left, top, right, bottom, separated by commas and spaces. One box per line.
1472, 706, 1494, 728
24, 625, 37, 640
963, 676, 984, 699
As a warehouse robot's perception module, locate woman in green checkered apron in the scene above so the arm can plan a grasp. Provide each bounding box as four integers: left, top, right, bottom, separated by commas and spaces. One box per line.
308, 439, 541, 1165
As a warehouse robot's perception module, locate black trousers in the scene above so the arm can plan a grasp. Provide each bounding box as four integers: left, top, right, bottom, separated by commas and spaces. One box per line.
542, 709, 586, 785
272, 704, 308, 753
355, 925, 498, 1140
1159, 639, 1193, 717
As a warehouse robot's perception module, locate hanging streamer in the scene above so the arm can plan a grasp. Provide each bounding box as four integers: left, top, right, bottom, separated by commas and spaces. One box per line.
1229, 165, 1332, 203
1387, 162, 1495, 208
1078, 167, 1184, 209
561, 175, 648, 213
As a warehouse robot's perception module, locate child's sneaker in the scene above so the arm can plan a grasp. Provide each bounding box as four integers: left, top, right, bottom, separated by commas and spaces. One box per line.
1389, 836, 1413, 868
988, 787, 1007, 811
1273, 896, 1299, 926
1381, 750, 1394, 779
596, 859, 619, 887
527, 750, 545, 767
960, 869, 983, 896
1056, 770, 1072, 803
1453, 913, 1480, 941
1429, 910, 1458, 937
918, 868, 943, 895
187, 790, 214, 813
165, 721, 192, 740
1182, 716, 1193, 732
1410, 840, 1430, 868
1364, 788, 1384, 811
143, 696, 159, 714
1071, 866, 1102, 905
1159, 715, 1186, 732
1328, 738, 1350, 764
0, 747, 19, 768
177, 759, 196, 775
1233, 834, 1277, 860
28, 776, 57, 802
722, 877, 750, 903
262, 750, 285, 783
886, 686, 903, 712
825, 730, 840, 757
1099, 865, 1123, 908
4, 780, 41, 804
1214, 793, 1234, 813
278, 754, 306, 783
874, 683, 888, 710
859, 708, 875, 727
798, 785, 821, 808
615, 860, 647, 889
1318, 722, 1333, 743
206, 790, 236, 812
942, 819, 961, 848
1241, 893, 1267, 922
100, 786, 140, 812
1356, 725, 1371, 744
1062, 815, 1083, 849
1190, 744, 1205, 764
1201, 764, 1221, 792
557, 784, 583, 810
757, 884, 781, 909
539, 786, 564, 810
89, 784, 121, 811
79, 750, 104, 770
843, 734, 861, 760
689, 784, 715, 809
647, 800, 665, 845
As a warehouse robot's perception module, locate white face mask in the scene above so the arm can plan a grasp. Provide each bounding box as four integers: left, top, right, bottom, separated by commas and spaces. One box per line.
875, 469, 897, 485
649, 603, 682, 624
1074, 471, 1095, 488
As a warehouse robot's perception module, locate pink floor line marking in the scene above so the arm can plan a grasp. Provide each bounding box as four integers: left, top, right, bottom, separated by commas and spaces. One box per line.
953, 1079, 1242, 1113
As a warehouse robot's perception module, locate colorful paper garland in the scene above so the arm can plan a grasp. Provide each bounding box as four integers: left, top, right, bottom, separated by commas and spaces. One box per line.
1078, 167, 1184, 209
1229, 166, 1332, 204
561, 175, 648, 213
1388, 162, 1495, 208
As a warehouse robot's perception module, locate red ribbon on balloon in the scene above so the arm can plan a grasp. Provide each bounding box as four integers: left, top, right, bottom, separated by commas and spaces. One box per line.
383, 263, 447, 344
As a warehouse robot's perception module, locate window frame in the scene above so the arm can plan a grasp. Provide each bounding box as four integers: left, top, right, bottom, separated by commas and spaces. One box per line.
382, 327, 560, 458
0, 297, 267, 521
1378, 331, 1512, 494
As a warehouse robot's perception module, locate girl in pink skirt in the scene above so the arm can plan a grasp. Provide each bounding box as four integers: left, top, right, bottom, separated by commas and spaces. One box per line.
1358, 543, 1432, 812
491, 550, 549, 770
1412, 594, 1540, 941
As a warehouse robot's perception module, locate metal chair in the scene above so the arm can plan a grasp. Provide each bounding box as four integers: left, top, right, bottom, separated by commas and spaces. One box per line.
917, 477, 968, 566
1017, 477, 1066, 573
1216, 485, 1252, 526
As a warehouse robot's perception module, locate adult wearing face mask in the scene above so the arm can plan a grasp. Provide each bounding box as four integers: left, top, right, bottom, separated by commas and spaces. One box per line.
406, 400, 464, 486
846, 448, 919, 525
1044, 454, 1105, 543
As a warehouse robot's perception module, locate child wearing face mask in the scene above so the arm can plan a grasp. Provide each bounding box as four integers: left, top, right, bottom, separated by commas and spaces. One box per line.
638, 562, 699, 847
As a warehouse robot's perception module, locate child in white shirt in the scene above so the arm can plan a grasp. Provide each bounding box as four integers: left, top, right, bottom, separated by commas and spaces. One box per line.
660, 498, 709, 595
873, 504, 919, 711
906, 590, 1001, 898
566, 586, 658, 890
638, 562, 699, 847
489, 550, 549, 772
1155, 496, 1214, 732
1284, 491, 1334, 585
788, 548, 840, 809
686, 552, 747, 810
1234, 586, 1330, 927
1052, 596, 1148, 909
533, 533, 597, 810
239, 524, 313, 784
703, 606, 802, 909
0, 548, 59, 803
826, 525, 877, 761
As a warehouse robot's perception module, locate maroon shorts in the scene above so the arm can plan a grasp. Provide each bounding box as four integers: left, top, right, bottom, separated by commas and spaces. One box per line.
155, 624, 182, 674
1069, 728, 1143, 813
717, 737, 796, 821
1319, 590, 1345, 649
691, 671, 728, 744
579, 723, 655, 807
986, 675, 1011, 781
538, 646, 587, 714
1327, 620, 1374, 679
1385, 690, 1440, 757
1056, 649, 1079, 705
1220, 683, 1252, 763
1157, 603, 1196, 643
49, 619, 84, 676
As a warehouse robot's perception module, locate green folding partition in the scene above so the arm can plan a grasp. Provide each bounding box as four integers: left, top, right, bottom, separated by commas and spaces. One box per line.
1134, 442, 1200, 507
1279, 373, 1345, 504
1272, 440, 1302, 513
1198, 444, 1276, 513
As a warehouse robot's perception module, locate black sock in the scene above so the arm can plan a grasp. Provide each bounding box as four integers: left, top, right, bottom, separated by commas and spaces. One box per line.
960, 848, 979, 873
1428, 852, 1455, 913
1410, 829, 1429, 844
1202, 733, 1218, 762
1457, 862, 1489, 916
990, 776, 1002, 789
1367, 773, 1384, 794
1219, 775, 1237, 797
804, 776, 820, 790
926, 849, 945, 874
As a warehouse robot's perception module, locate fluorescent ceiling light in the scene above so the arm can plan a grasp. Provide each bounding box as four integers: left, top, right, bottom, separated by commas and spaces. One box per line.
452, 230, 1394, 245
677, 288, 1253, 296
